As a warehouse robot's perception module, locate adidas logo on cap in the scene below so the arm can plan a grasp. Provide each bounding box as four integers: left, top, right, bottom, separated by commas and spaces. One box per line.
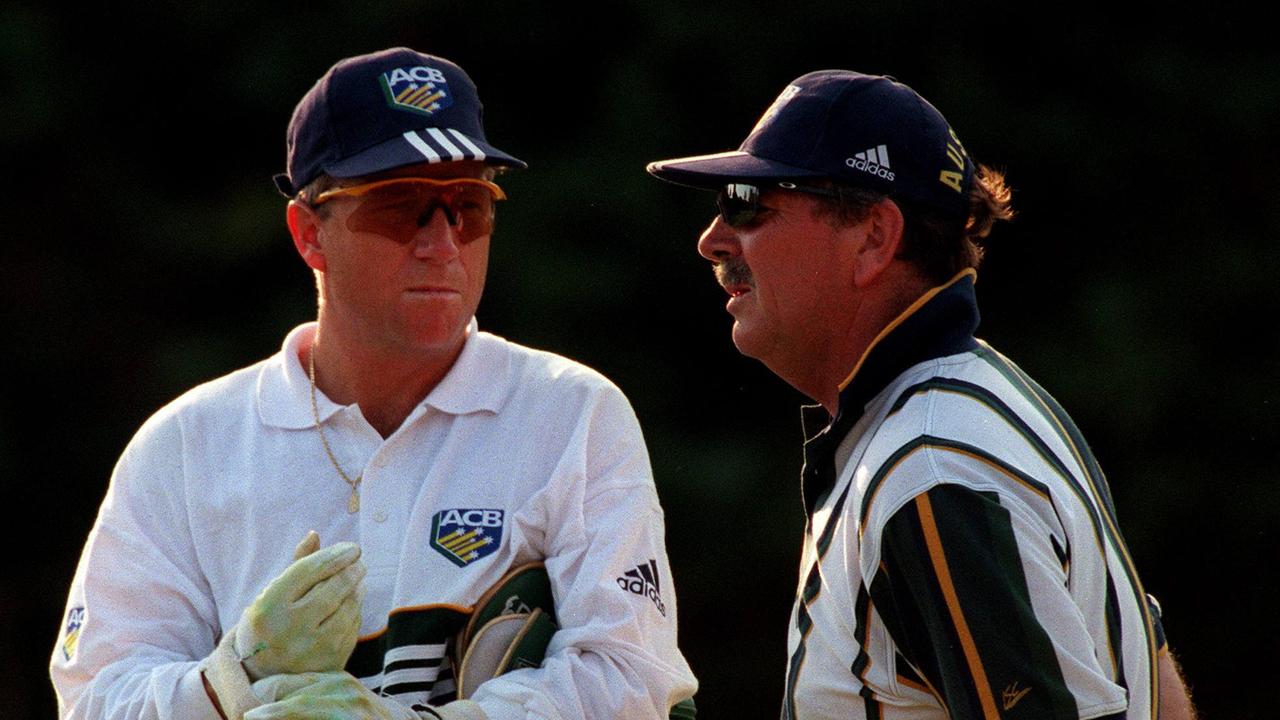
846, 144, 895, 182
616, 559, 667, 616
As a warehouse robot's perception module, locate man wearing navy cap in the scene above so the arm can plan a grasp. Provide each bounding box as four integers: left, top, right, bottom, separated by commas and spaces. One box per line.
648, 71, 1195, 719
51, 48, 696, 720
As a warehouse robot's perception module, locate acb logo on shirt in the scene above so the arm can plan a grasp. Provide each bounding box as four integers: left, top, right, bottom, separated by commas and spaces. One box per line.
380, 65, 454, 116
430, 508, 504, 567
62, 606, 84, 661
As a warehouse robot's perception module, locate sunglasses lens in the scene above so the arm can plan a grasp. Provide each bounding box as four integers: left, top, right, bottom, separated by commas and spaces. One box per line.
343, 181, 497, 242
717, 183, 762, 227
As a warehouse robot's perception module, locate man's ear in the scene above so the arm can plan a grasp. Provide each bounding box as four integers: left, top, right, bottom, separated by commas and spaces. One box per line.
851, 198, 905, 288
286, 200, 327, 273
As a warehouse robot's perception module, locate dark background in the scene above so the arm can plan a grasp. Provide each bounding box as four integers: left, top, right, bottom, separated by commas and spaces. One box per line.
4, 2, 1277, 718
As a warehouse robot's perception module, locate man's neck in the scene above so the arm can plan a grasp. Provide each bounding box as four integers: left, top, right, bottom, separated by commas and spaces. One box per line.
778, 317, 882, 417
779, 271, 932, 416
305, 324, 466, 439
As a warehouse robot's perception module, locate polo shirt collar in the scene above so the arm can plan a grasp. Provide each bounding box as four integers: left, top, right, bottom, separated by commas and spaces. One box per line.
256, 323, 321, 430
421, 318, 512, 416
256, 318, 512, 430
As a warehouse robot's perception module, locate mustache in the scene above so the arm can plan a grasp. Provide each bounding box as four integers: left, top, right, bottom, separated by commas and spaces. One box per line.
714, 257, 755, 289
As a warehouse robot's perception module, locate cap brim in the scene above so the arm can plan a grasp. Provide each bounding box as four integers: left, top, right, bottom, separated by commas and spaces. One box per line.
646, 150, 823, 190
329, 127, 527, 180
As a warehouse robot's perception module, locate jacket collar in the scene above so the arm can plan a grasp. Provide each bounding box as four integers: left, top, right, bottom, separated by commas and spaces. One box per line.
800, 269, 981, 512
834, 268, 981, 425
256, 318, 512, 430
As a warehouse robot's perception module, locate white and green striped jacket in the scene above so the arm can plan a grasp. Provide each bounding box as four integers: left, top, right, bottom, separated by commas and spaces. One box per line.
785, 270, 1161, 720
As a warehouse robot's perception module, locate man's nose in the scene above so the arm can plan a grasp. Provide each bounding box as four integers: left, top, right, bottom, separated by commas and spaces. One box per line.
412, 205, 462, 260
697, 215, 740, 263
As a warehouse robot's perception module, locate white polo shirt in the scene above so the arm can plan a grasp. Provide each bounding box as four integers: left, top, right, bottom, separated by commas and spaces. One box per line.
52, 320, 696, 720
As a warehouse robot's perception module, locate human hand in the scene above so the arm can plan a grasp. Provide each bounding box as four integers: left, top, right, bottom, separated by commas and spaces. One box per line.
234, 536, 366, 679
244, 672, 419, 720
200, 533, 365, 719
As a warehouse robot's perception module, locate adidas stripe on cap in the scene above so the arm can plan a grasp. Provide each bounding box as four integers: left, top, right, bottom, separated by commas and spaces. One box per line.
403, 128, 489, 163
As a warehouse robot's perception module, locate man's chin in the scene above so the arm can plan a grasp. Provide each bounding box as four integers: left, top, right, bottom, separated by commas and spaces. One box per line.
730, 323, 766, 361
397, 317, 470, 355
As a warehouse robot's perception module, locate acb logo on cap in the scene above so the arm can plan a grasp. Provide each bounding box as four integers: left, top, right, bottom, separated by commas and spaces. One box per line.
381, 65, 454, 116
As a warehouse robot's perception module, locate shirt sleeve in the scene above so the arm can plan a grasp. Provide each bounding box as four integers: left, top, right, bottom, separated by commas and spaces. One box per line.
50, 411, 224, 720
465, 382, 698, 720
867, 483, 1126, 720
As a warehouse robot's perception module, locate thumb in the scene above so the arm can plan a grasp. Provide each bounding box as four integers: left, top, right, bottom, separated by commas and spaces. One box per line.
294, 530, 321, 560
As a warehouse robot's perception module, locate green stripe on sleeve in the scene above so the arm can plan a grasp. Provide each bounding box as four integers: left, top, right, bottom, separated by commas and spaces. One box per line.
874, 485, 1079, 720
976, 343, 1155, 710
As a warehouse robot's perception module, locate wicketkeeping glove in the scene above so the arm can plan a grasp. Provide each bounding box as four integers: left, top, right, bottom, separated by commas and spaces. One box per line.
245, 671, 418, 720
246, 672, 488, 720
234, 536, 365, 678
200, 531, 366, 719
452, 563, 696, 718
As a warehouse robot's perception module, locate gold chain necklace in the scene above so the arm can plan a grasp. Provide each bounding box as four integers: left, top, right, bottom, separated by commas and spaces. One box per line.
308, 341, 362, 513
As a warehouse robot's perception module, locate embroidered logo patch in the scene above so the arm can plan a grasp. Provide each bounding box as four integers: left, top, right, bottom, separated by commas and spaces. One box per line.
62, 607, 84, 661
616, 559, 667, 616
430, 508, 504, 567
1002, 681, 1032, 710
380, 65, 454, 116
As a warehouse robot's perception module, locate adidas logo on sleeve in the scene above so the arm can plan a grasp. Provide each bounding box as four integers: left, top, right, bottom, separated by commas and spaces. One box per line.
616, 559, 667, 616
845, 144, 895, 181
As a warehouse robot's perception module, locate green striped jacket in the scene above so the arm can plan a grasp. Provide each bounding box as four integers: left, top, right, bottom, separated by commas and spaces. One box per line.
784, 271, 1159, 720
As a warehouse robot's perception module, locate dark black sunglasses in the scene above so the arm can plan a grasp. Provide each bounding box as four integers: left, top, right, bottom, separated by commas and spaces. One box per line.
715, 182, 842, 227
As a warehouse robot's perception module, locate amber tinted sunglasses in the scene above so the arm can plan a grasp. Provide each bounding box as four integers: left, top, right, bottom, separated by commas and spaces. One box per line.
313, 177, 506, 242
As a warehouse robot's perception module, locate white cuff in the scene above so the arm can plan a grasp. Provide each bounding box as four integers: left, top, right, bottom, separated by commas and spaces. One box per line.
198, 625, 262, 719
177, 664, 230, 720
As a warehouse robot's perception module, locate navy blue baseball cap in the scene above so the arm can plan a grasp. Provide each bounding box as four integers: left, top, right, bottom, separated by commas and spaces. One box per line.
274, 47, 527, 197
647, 70, 975, 219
